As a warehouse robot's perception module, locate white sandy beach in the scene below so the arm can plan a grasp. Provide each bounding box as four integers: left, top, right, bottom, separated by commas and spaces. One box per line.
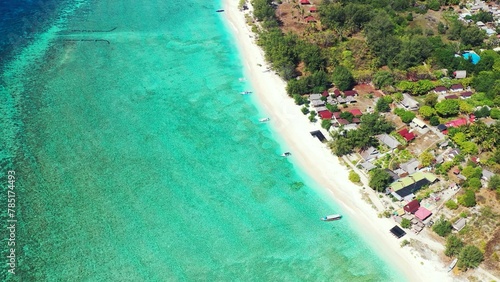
222, 1, 458, 281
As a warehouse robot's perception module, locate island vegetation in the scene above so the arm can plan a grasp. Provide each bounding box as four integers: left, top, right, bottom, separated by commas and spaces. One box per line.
246, 0, 500, 276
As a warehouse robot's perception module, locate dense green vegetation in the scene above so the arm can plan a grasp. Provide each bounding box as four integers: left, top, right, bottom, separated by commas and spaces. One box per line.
328, 113, 394, 156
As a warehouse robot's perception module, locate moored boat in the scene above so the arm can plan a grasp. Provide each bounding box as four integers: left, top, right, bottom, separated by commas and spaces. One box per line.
240, 91, 252, 95
216, 9, 224, 12
447, 258, 458, 272
321, 214, 342, 221
281, 152, 291, 157
259, 117, 270, 122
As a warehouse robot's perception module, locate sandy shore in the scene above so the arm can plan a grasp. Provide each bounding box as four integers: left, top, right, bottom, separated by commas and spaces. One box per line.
222, 1, 457, 281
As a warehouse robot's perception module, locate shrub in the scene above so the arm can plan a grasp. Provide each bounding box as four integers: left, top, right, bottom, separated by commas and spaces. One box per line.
301, 106, 310, 115
349, 170, 361, 183
445, 200, 458, 210
445, 235, 464, 257
458, 189, 476, 207
491, 108, 500, 119
432, 217, 452, 237
429, 116, 440, 126
458, 245, 484, 270
401, 218, 411, 229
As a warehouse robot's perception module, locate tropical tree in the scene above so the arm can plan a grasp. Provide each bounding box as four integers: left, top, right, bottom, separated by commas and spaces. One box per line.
445, 235, 464, 257
435, 100, 460, 117
332, 66, 354, 91
458, 245, 483, 270
376, 97, 391, 112
432, 217, 452, 237
419, 151, 434, 167
419, 105, 436, 120
458, 189, 476, 207
369, 168, 393, 192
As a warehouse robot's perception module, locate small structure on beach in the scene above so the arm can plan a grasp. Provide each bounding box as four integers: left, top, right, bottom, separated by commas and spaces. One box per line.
390, 225, 406, 238
310, 130, 326, 142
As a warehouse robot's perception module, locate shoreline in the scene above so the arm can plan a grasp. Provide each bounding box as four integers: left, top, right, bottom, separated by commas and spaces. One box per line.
222, 1, 454, 281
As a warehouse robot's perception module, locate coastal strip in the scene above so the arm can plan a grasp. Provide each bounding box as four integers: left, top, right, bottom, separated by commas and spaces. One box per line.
222, 0, 451, 281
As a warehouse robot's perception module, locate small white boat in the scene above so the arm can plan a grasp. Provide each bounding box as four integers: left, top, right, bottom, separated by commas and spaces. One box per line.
281, 152, 291, 157
240, 91, 252, 95
259, 117, 270, 122
447, 258, 458, 272
321, 214, 342, 221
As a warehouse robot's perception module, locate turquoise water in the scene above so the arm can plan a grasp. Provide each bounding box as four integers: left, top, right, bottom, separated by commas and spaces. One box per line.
1, 0, 405, 280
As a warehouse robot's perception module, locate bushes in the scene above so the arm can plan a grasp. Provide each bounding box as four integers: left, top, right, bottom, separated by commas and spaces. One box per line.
458, 245, 483, 270
432, 217, 452, 237
348, 170, 361, 183
445, 200, 458, 210
401, 218, 411, 229
445, 235, 464, 257
394, 108, 416, 124
458, 189, 476, 207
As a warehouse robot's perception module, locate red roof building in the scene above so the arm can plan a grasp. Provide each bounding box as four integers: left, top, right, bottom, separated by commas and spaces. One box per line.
332, 89, 341, 97
299, 0, 310, 4
415, 207, 432, 221
445, 94, 459, 99
352, 117, 361, 124
310, 6, 317, 12
349, 109, 363, 117
336, 118, 349, 125
318, 110, 333, 119
305, 16, 316, 22
322, 90, 329, 97
344, 90, 358, 96
461, 91, 473, 98
398, 128, 415, 142
434, 86, 448, 93
445, 117, 468, 128
450, 84, 464, 91
403, 199, 420, 214
332, 112, 341, 119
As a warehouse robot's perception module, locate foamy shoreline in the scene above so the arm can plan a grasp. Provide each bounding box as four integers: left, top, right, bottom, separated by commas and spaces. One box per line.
222, 1, 453, 281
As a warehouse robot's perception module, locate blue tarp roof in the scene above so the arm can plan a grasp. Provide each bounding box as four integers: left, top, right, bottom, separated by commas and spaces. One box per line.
463, 52, 481, 64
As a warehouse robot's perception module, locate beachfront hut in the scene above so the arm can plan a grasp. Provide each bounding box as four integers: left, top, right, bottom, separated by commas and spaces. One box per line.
414, 207, 432, 221
389, 225, 406, 238
404, 199, 420, 214
310, 93, 322, 100
310, 130, 326, 142
299, 0, 310, 4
